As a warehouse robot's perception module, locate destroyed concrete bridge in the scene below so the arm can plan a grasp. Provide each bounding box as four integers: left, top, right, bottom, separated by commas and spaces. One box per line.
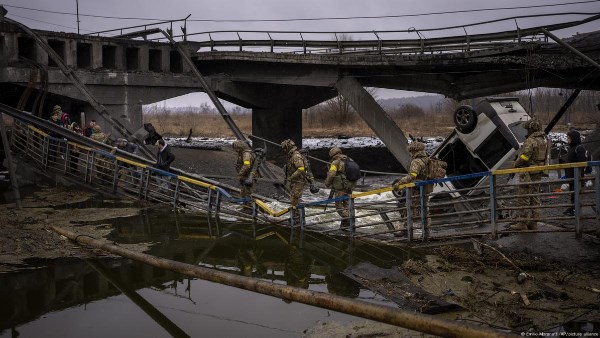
1, 9, 599, 167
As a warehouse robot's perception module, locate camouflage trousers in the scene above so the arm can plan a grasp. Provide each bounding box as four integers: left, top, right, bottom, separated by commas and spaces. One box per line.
289, 181, 307, 220
239, 180, 253, 199
333, 189, 352, 219
518, 172, 542, 226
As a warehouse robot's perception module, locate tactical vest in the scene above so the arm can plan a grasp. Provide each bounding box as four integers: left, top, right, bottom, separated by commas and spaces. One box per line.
531, 134, 547, 164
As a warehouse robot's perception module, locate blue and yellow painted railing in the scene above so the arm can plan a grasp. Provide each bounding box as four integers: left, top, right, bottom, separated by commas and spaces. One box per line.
14, 119, 600, 238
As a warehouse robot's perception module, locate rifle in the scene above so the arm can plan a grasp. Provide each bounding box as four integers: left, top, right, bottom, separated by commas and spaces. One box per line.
243, 148, 266, 186
323, 189, 335, 211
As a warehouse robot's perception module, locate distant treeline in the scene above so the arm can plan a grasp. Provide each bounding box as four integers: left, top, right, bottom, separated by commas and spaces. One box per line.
144, 88, 599, 137
303, 88, 600, 135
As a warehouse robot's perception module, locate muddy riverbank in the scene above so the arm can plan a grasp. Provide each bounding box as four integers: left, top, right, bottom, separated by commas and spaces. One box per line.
0, 186, 153, 272
1, 140, 599, 335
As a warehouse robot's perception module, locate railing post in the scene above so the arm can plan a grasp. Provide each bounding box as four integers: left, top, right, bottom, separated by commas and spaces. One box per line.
420, 185, 428, 241
406, 187, 413, 242
252, 201, 258, 235
349, 197, 356, 237
267, 32, 273, 53
143, 169, 151, 200
137, 168, 146, 198
25, 127, 31, 153
42, 137, 49, 168
207, 188, 213, 211
215, 189, 222, 214
64, 142, 71, 173
112, 158, 119, 193
595, 168, 600, 226
89, 153, 96, 184
490, 174, 498, 239
574, 167, 582, 238
173, 179, 180, 207
83, 152, 90, 183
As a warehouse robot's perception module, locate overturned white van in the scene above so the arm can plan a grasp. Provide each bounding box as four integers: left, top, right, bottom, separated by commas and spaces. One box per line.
432, 97, 531, 195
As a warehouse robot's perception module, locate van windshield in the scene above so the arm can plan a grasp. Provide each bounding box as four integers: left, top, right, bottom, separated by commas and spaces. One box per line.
509, 121, 528, 142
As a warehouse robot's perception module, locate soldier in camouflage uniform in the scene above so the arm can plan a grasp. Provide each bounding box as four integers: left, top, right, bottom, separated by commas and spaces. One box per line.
511, 118, 547, 230
232, 140, 255, 199
281, 139, 314, 220
324, 147, 356, 228
394, 141, 433, 231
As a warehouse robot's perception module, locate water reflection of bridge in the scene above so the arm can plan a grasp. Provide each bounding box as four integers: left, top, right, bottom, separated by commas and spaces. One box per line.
0, 209, 413, 332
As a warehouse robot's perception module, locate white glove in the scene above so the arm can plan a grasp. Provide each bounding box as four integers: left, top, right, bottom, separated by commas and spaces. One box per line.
560, 183, 569, 191
585, 180, 593, 188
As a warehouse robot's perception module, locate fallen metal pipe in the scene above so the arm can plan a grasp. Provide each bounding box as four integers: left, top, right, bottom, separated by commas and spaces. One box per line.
52, 226, 512, 338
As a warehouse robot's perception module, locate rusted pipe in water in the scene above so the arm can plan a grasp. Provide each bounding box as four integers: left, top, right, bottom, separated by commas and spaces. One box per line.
52, 226, 513, 338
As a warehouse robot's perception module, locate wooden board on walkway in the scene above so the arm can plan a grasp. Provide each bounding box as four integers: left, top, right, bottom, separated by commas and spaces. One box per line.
342, 261, 461, 314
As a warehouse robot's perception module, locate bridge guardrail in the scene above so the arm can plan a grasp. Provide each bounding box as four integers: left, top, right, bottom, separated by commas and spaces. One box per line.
166, 13, 600, 54
4, 108, 599, 242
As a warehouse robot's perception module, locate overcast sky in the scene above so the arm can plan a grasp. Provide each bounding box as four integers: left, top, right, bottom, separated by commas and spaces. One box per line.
3, 0, 600, 107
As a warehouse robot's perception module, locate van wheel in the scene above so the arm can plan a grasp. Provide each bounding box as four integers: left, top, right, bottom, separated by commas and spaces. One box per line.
454, 106, 477, 134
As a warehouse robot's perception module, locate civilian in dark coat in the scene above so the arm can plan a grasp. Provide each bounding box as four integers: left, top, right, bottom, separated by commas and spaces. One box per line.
563, 130, 587, 215
155, 139, 175, 172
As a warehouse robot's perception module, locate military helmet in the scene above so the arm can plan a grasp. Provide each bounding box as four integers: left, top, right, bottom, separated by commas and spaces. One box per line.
92, 124, 102, 133
523, 118, 542, 132
407, 141, 425, 153
281, 139, 296, 152
329, 146, 342, 157
52, 105, 62, 115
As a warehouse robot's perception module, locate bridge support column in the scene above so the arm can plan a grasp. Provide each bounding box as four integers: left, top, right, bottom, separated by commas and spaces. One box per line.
335, 77, 411, 169
252, 107, 302, 154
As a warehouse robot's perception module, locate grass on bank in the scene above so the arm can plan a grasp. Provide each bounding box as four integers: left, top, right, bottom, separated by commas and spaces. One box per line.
143, 112, 458, 139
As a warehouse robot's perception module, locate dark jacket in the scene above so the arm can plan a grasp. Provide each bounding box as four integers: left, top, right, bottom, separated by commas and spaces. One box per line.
565, 130, 586, 178
156, 144, 175, 171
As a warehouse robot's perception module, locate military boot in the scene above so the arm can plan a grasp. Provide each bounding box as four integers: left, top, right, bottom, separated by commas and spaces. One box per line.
526, 222, 538, 230
340, 219, 350, 229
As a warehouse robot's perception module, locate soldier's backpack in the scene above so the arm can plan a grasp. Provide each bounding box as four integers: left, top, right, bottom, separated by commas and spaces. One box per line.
576, 144, 593, 174
427, 157, 447, 180
344, 157, 361, 182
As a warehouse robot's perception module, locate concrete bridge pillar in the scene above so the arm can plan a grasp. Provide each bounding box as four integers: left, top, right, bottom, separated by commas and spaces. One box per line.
335, 77, 411, 169
212, 81, 335, 155
252, 107, 302, 153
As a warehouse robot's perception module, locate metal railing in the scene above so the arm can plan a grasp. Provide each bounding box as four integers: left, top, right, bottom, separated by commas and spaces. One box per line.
166, 12, 600, 54
75, 12, 600, 55
4, 107, 599, 243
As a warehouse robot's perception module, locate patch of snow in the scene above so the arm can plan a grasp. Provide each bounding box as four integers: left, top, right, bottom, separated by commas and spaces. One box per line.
165, 133, 573, 154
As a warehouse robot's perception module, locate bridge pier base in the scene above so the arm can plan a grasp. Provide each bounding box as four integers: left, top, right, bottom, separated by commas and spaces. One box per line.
252, 107, 302, 157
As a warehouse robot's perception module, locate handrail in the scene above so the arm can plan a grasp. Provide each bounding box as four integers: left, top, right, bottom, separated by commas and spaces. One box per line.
158, 13, 600, 54
85, 16, 190, 37
174, 12, 600, 39
0, 103, 243, 195
4, 101, 599, 243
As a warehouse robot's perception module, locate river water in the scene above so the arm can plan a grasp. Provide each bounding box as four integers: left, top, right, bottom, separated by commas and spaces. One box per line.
0, 207, 421, 338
